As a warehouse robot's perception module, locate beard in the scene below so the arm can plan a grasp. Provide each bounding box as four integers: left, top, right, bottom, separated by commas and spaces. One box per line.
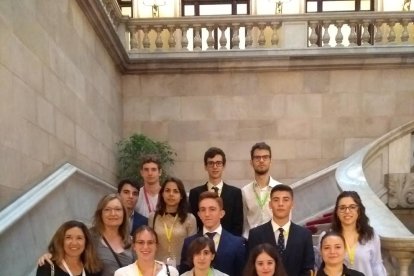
254, 167, 269, 175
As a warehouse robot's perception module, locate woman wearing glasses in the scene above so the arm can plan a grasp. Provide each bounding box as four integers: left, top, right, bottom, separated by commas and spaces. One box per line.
331, 191, 386, 276
114, 225, 179, 276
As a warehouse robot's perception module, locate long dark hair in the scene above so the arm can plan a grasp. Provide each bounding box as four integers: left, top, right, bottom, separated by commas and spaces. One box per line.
155, 176, 189, 223
331, 191, 374, 243
243, 243, 287, 276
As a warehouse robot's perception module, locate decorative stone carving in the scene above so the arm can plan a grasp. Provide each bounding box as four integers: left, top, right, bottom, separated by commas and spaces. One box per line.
386, 173, 414, 209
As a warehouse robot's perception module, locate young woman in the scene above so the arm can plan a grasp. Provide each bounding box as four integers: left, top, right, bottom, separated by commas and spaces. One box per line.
317, 232, 364, 276
243, 243, 287, 276
36, 220, 102, 276
148, 177, 197, 267
180, 237, 228, 276
38, 194, 135, 276
114, 225, 179, 276
331, 191, 386, 276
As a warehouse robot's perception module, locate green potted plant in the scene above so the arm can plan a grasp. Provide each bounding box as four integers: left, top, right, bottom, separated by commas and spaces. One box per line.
117, 134, 176, 183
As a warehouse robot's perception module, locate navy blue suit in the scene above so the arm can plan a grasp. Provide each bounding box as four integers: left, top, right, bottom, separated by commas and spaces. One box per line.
189, 183, 243, 236
179, 229, 246, 276
248, 221, 315, 276
131, 211, 148, 235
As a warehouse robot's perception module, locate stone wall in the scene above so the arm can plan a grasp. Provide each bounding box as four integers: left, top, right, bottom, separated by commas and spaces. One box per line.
0, 0, 123, 209
123, 68, 414, 189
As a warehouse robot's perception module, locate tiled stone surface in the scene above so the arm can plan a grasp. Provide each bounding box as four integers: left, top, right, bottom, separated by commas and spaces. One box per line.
0, 0, 122, 208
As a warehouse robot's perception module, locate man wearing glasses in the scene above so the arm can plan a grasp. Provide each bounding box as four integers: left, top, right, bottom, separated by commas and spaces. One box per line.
242, 142, 282, 238
189, 147, 244, 236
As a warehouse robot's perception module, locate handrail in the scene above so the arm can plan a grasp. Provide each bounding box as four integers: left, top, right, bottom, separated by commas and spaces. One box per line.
0, 163, 115, 235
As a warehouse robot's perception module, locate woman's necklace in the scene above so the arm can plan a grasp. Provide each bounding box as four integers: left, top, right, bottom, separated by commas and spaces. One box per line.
136, 260, 156, 276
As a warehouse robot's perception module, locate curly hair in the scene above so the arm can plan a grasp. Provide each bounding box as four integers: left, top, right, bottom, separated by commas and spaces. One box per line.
48, 220, 102, 273
243, 243, 287, 276
155, 176, 189, 223
331, 191, 374, 243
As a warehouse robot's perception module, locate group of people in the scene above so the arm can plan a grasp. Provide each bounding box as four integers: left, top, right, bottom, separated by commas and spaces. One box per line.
36, 142, 387, 276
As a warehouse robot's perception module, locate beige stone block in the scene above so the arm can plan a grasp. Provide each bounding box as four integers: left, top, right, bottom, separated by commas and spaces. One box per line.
344, 138, 373, 156
312, 118, 343, 139
43, 68, 63, 108
37, 96, 55, 134
381, 69, 414, 94
323, 93, 362, 117
0, 65, 13, 118
363, 92, 396, 116
123, 122, 142, 138
235, 120, 279, 141
303, 71, 330, 94
257, 71, 304, 94
359, 70, 383, 93
150, 97, 181, 121
321, 139, 344, 159
139, 121, 169, 141
0, 145, 24, 189
356, 117, 390, 137
269, 160, 287, 180
123, 75, 142, 98
286, 94, 322, 118
184, 141, 211, 162
267, 140, 296, 160
285, 159, 323, 179
75, 126, 98, 161
389, 133, 411, 173
181, 96, 216, 121
55, 111, 75, 147
225, 141, 258, 161
124, 97, 151, 122
65, 61, 86, 103
0, 185, 21, 210
0, 11, 13, 66
225, 160, 251, 181
296, 139, 322, 159
22, 122, 49, 164
48, 41, 67, 81
12, 75, 37, 124
329, 70, 361, 94
47, 136, 70, 165
395, 91, 414, 116
277, 119, 312, 138
390, 117, 414, 129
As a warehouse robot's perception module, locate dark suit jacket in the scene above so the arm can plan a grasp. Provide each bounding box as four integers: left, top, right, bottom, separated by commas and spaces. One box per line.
179, 229, 246, 276
248, 221, 315, 276
189, 182, 243, 236
131, 211, 148, 235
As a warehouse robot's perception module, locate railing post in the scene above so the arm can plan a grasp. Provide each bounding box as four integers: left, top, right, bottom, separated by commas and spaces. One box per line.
232, 23, 241, 49
180, 24, 189, 51
308, 21, 319, 47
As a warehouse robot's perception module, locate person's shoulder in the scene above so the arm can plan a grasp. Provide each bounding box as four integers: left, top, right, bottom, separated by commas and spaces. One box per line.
115, 263, 134, 274
189, 184, 206, 193
223, 182, 241, 191
222, 229, 245, 243
290, 221, 312, 235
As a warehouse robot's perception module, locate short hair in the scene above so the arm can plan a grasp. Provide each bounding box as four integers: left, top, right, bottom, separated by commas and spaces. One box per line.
250, 142, 272, 159
331, 191, 374, 243
270, 184, 293, 199
117, 179, 139, 193
140, 154, 162, 170
155, 176, 189, 223
48, 220, 102, 273
187, 236, 216, 267
243, 243, 287, 276
319, 231, 345, 250
132, 225, 159, 244
198, 191, 224, 210
91, 194, 131, 248
204, 147, 226, 166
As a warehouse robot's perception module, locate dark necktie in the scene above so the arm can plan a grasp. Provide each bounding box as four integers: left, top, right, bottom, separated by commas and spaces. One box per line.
206, 232, 216, 239
212, 186, 219, 194
278, 228, 285, 253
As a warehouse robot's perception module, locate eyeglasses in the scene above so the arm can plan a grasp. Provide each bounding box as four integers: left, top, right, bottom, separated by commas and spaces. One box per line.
252, 155, 271, 162
103, 207, 123, 213
135, 240, 156, 246
206, 161, 224, 167
338, 204, 358, 213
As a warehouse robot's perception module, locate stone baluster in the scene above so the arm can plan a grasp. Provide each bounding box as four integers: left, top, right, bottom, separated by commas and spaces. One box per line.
219, 24, 227, 50
322, 20, 331, 47
308, 21, 319, 47
245, 23, 253, 49
387, 20, 396, 44
348, 20, 358, 47
258, 22, 266, 48
335, 20, 344, 47
180, 24, 189, 51
155, 25, 163, 50
374, 20, 384, 45
193, 24, 202, 50
231, 23, 240, 49
400, 19, 410, 44
167, 25, 176, 50
142, 26, 150, 50
361, 19, 371, 46
206, 24, 215, 50
270, 22, 281, 47
128, 25, 139, 50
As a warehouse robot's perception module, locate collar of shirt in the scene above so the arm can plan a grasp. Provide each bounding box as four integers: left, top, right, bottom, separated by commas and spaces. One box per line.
203, 224, 223, 236
271, 220, 291, 237
207, 181, 224, 194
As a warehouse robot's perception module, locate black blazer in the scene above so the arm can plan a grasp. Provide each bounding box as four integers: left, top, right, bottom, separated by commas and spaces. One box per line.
131, 211, 148, 235
179, 229, 247, 276
248, 221, 315, 276
189, 182, 243, 236
316, 264, 365, 276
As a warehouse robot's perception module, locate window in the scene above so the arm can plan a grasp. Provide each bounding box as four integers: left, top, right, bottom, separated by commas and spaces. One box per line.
306, 0, 374, 13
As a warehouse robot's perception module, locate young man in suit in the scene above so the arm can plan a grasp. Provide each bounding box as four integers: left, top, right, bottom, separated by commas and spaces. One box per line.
242, 142, 281, 238
248, 184, 315, 276
117, 179, 148, 235
189, 147, 243, 236
180, 191, 246, 276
